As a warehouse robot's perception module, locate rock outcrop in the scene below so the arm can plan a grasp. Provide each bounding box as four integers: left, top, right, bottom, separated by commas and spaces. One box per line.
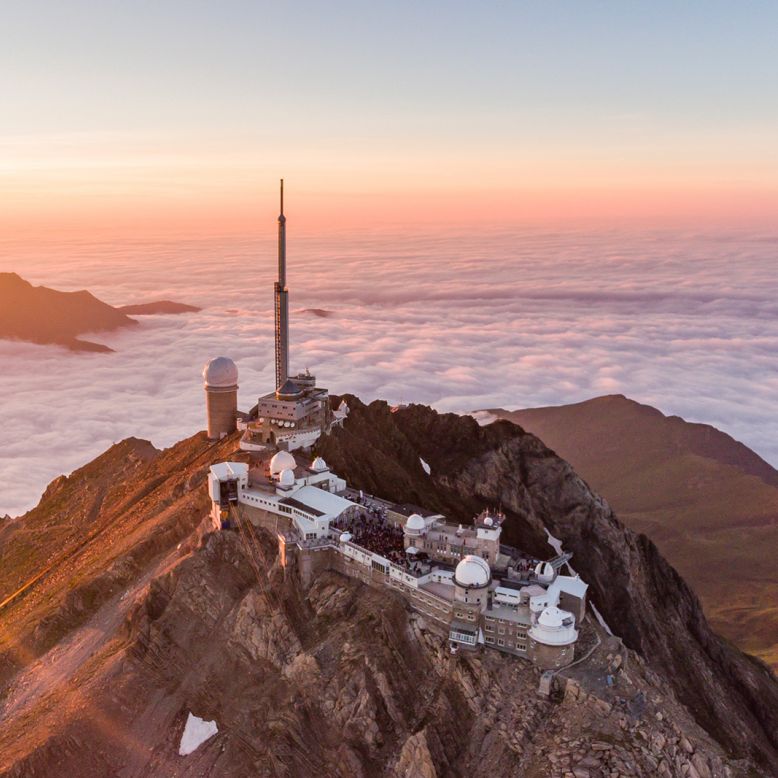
0, 272, 137, 352
490, 395, 778, 670
0, 529, 752, 777
317, 397, 778, 774
0, 398, 775, 776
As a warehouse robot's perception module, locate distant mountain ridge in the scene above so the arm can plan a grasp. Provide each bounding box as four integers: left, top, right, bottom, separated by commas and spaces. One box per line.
487, 395, 778, 669
506, 394, 778, 488
0, 273, 199, 352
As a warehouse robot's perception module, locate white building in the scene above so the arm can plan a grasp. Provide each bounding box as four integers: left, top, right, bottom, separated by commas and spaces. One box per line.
208, 452, 355, 540
208, 449, 588, 669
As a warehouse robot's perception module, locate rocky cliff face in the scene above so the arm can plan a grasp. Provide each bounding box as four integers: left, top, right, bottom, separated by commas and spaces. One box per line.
0, 528, 752, 778
489, 395, 778, 670
0, 399, 775, 776
317, 397, 778, 774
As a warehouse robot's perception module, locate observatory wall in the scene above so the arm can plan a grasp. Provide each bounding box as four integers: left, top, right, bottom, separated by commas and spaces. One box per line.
205, 386, 238, 439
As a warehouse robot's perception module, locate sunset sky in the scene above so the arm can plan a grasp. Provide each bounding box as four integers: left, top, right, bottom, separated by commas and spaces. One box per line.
3, 1, 778, 236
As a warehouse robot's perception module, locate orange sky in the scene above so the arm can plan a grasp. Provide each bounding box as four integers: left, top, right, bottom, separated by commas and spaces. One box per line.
3, 136, 777, 240
3, 3, 778, 241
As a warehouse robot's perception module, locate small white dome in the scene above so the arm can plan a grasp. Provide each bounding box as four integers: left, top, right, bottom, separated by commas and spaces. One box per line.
454, 555, 491, 588
535, 561, 555, 582
203, 356, 238, 388
311, 456, 328, 472
279, 468, 295, 487
404, 513, 426, 535
269, 450, 296, 475
529, 606, 578, 646
483, 516, 494, 527
339, 532, 352, 543
538, 607, 565, 628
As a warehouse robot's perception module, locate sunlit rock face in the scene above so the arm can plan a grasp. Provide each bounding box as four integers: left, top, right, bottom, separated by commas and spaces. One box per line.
316, 397, 778, 773
0, 404, 776, 775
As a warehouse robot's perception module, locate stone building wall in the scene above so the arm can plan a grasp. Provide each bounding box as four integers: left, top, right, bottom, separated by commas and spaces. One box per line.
205, 387, 237, 439
266, 523, 579, 669
483, 615, 530, 656
559, 590, 586, 622
528, 638, 575, 669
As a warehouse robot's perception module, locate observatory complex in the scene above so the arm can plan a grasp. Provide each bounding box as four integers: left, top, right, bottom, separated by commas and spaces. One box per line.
202, 180, 346, 449
203, 182, 588, 669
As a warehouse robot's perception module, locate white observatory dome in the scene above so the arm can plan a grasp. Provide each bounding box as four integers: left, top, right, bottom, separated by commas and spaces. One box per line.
269, 450, 296, 476
454, 555, 491, 588
404, 513, 426, 535
311, 456, 328, 472
483, 516, 494, 527
538, 607, 565, 628
203, 356, 238, 388
279, 468, 296, 487
529, 606, 578, 646
339, 532, 352, 543
534, 561, 555, 583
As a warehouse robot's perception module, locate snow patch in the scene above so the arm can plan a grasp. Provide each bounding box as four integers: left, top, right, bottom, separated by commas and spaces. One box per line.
419, 457, 431, 475
179, 712, 218, 756
590, 601, 614, 636
544, 528, 565, 558
545, 528, 615, 636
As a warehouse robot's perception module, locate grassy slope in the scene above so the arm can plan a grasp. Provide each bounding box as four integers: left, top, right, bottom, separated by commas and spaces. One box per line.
491, 395, 778, 668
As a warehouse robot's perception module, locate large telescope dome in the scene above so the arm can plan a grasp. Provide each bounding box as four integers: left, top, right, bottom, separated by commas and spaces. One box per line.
454, 555, 491, 588
203, 357, 239, 388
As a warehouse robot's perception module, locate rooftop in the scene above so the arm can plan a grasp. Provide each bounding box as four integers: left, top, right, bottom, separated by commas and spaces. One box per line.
279, 496, 326, 517
284, 485, 356, 519
486, 604, 533, 625
391, 503, 443, 518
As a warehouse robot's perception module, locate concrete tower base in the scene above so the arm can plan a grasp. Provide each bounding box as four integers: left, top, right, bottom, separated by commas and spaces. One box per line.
528, 639, 575, 670
205, 385, 238, 439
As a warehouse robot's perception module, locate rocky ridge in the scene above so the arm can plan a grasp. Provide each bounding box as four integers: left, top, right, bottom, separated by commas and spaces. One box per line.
0, 399, 775, 775
0, 272, 199, 352
317, 397, 778, 774
488, 394, 778, 669
0, 527, 750, 777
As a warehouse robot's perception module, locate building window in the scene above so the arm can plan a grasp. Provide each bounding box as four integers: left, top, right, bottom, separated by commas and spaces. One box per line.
449, 631, 477, 646
497, 639, 505, 647
485, 636, 495, 644
498, 627, 505, 635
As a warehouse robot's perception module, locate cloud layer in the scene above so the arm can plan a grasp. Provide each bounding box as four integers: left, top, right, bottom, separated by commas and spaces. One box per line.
2, 227, 777, 516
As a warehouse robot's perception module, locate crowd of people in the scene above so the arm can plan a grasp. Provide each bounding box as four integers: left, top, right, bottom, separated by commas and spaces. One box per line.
332, 504, 407, 564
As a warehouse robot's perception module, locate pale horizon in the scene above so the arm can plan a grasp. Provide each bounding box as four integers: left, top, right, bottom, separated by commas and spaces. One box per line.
3, 2, 778, 239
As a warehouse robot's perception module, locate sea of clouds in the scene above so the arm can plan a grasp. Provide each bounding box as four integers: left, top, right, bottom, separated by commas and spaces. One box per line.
2, 227, 777, 516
